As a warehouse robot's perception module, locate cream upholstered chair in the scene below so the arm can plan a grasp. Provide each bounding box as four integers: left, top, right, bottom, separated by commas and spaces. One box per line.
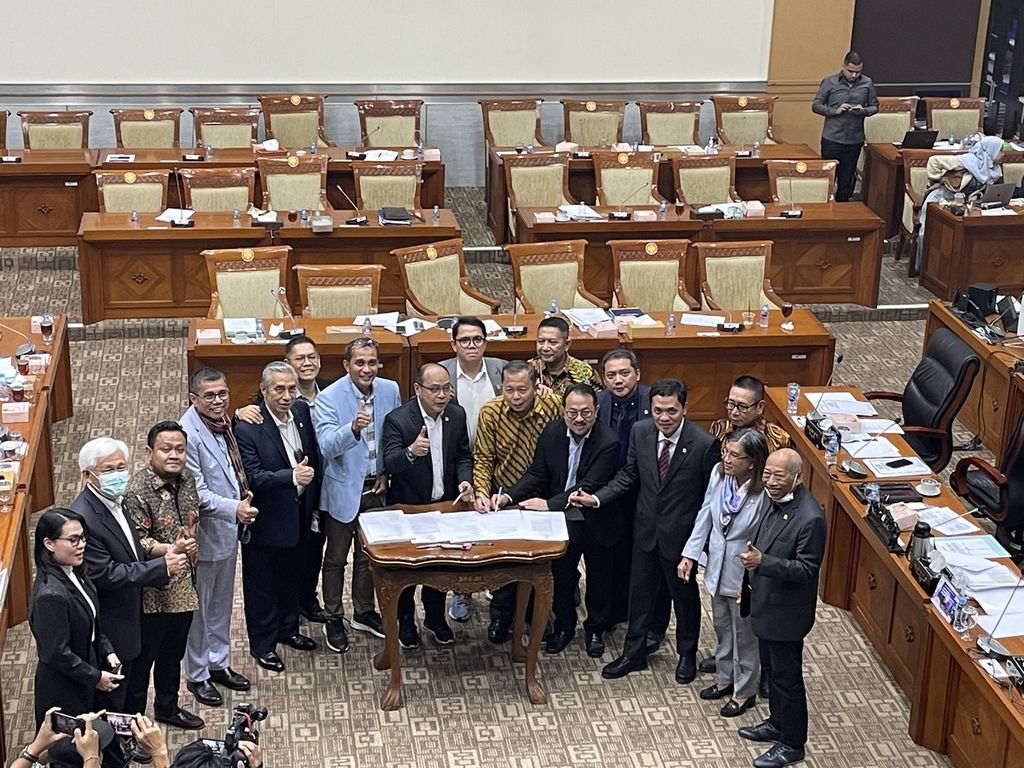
19, 111, 92, 149
354, 100, 422, 147
593, 152, 664, 206
479, 99, 546, 147
711, 95, 778, 145
694, 241, 784, 312
561, 99, 625, 147
767, 160, 837, 203
506, 239, 608, 313
0, 111, 8, 150
637, 101, 702, 145
294, 264, 384, 317
257, 155, 330, 213
352, 161, 423, 210
860, 96, 918, 175
181, 168, 256, 212
190, 107, 261, 148
894, 150, 943, 269
94, 170, 169, 213
392, 238, 501, 317
608, 239, 699, 311
924, 97, 986, 140
110, 108, 182, 148
502, 153, 575, 238
672, 155, 739, 205
203, 246, 291, 319
1001, 150, 1024, 188
258, 94, 333, 148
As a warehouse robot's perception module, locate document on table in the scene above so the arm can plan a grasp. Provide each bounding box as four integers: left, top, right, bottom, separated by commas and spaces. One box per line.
933, 516, 981, 536
407, 511, 446, 543
680, 314, 727, 327
483, 509, 533, 540
974, 587, 1024, 617
804, 391, 878, 416
859, 418, 904, 435
155, 208, 194, 223
440, 511, 487, 542
977, 611, 1024, 638
558, 203, 604, 221
863, 456, 930, 477
521, 510, 569, 541
968, 563, 1023, 591
483, 318, 504, 334
363, 149, 399, 162
222, 317, 259, 335
842, 436, 901, 459
932, 534, 1009, 559
564, 308, 612, 328
359, 509, 413, 544
354, 312, 400, 327
918, 506, 960, 527
981, 208, 1019, 216
389, 319, 437, 337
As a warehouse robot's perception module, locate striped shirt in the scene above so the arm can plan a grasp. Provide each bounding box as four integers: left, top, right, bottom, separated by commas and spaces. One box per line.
472, 393, 563, 495
529, 355, 602, 397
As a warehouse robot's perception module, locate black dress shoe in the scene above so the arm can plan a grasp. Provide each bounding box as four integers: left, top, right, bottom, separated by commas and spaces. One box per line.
544, 628, 575, 654
252, 650, 285, 673
720, 696, 757, 718
698, 657, 717, 674
155, 707, 204, 730
753, 742, 805, 767
398, 621, 420, 649
601, 654, 648, 679
644, 633, 663, 656
675, 656, 696, 684
738, 720, 782, 743
280, 633, 317, 651
487, 617, 511, 644
209, 667, 250, 691
424, 618, 455, 645
186, 679, 223, 707
699, 682, 733, 700
301, 607, 331, 624
585, 631, 605, 658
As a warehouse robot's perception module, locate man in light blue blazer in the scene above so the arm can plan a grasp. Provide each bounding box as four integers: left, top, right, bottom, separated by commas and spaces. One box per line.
180, 367, 256, 707
313, 337, 401, 654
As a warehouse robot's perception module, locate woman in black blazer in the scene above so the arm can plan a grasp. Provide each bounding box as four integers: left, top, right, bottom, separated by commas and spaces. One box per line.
29, 508, 122, 727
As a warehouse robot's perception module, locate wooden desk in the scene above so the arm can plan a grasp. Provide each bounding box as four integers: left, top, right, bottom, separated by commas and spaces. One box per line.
861, 144, 958, 239
186, 319, 409, 403
0, 490, 30, 764
923, 300, 1024, 463
78, 211, 460, 323
0, 150, 97, 246
921, 204, 1024, 301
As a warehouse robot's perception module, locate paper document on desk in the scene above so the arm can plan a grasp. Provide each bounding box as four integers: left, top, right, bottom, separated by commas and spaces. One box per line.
680, 314, 726, 328
354, 312, 400, 328
359, 509, 413, 544
918, 506, 960, 526
968, 563, 1022, 591
155, 208, 194, 223
844, 436, 901, 459
406, 511, 446, 543
859, 418, 904, 434
521, 510, 569, 541
440, 511, 487, 542
934, 516, 981, 536
863, 456, 930, 477
933, 534, 1009, 559
977, 612, 1024, 637
389, 319, 437, 337
483, 509, 533, 539
805, 392, 877, 416
483, 319, 504, 334
364, 150, 399, 162
222, 318, 259, 335
564, 308, 611, 328
974, 588, 1024, 617
558, 203, 604, 221
106, 153, 135, 162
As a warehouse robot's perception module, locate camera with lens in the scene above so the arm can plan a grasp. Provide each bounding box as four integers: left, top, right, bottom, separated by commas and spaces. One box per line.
216, 703, 267, 767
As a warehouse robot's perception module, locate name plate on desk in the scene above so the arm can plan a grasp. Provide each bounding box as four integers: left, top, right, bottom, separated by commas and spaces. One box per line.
0, 156, 22, 163
182, 154, 204, 162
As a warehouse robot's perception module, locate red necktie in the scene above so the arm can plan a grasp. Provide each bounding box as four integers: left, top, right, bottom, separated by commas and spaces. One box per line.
658, 438, 671, 481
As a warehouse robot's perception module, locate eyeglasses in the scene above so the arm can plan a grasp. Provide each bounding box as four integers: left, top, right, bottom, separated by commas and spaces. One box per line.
455, 336, 486, 348
200, 390, 230, 403
56, 534, 88, 546
351, 338, 377, 348
565, 409, 595, 420
287, 353, 320, 363
721, 448, 750, 461
420, 384, 453, 395
723, 398, 762, 414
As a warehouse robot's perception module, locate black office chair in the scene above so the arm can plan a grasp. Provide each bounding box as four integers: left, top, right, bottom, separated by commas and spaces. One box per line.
864, 328, 980, 472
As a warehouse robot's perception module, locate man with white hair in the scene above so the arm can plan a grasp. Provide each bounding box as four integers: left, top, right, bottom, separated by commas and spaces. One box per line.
72, 437, 188, 711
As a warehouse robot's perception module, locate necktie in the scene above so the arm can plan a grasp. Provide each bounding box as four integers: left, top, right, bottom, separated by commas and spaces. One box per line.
658, 438, 671, 481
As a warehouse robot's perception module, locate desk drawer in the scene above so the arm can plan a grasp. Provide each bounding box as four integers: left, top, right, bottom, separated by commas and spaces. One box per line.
13, 182, 82, 235
887, 585, 925, 696
850, 538, 895, 648
947, 669, 1009, 768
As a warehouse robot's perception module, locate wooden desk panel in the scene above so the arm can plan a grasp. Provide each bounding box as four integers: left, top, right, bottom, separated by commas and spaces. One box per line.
0, 150, 96, 246
861, 144, 958, 239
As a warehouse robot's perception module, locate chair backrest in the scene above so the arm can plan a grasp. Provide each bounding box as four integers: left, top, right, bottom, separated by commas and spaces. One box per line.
181, 167, 256, 212
392, 238, 468, 316
1000, 150, 1024, 188
294, 264, 383, 317
1001, 407, 1024, 519
202, 246, 291, 319
671, 155, 737, 205
479, 99, 543, 147
94, 170, 169, 213
190, 107, 261, 148
257, 155, 329, 212
0, 111, 7, 151
351, 161, 423, 210
354, 100, 422, 147
695, 240, 775, 312
503, 153, 574, 212
711, 95, 777, 144
258, 94, 331, 148
506, 239, 589, 313
561, 99, 626, 146
19, 110, 92, 149
608, 239, 696, 311
593, 152, 663, 206
901, 327, 980, 471
864, 97, 918, 144
902, 150, 938, 203
924, 97, 986, 139
110, 108, 182, 148
637, 100, 702, 146
766, 160, 837, 203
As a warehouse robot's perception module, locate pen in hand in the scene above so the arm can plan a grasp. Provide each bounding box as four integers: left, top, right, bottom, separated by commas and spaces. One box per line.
493, 486, 503, 514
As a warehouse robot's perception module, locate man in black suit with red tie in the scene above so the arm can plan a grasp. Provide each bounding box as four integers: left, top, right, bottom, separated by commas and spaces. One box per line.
571, 378, 719, 684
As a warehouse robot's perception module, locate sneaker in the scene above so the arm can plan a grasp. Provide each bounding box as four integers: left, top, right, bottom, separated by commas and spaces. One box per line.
350, 611, 385, 639
398, 621, 420, 649
324, 618, 349, 653
425, 617, 456, 645
448, 592, 472, 622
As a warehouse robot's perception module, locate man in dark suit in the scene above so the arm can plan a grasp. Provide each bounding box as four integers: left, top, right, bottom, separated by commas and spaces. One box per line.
73, 437, 186, 711
571, 378, 719, 684
494, 383, 619, 657
738, 448, 826, 768
382, 362, 474, 649
235, 361, 322, 673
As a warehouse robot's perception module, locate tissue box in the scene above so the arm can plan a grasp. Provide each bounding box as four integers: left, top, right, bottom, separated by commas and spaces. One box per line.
423, 148, 442, 162
533, 211, 555, 224
586, 320, 619, 338
633, 210, 657, 221
742, 200, 766, 218
2, 402, 30, 423
831, 413, 861, 433
196, 327, 223, 344
627, 321, 667, 339
555, 141, 579, 153
888, 502, 920, 532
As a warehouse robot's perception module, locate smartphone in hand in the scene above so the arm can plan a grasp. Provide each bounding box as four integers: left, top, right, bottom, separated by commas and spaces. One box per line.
51, 711, 86, 736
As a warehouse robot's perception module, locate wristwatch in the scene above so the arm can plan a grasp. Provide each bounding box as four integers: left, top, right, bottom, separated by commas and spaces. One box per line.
405, 447, 416, 463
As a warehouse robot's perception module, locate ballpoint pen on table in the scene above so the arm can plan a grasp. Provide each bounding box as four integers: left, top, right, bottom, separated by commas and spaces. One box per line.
416, 542, 494, 550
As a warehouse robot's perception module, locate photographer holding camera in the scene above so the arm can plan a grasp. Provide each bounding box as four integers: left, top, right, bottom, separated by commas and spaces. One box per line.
130, 711, 264, 768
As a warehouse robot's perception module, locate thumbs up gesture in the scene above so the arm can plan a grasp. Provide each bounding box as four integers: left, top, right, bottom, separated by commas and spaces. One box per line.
293, 455, 315, 486
235, 491, 259, 525
409, 425, 431, 458
352, 400, 372, 436
739, 540, 762, 571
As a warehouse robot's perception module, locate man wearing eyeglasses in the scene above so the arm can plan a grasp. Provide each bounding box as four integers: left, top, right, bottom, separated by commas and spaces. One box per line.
382, 363, 474, 649
530, 316, 601, 396
709, 376, 791, 455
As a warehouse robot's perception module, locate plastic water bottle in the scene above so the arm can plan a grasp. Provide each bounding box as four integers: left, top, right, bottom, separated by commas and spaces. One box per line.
300, 208, 310, 225
752, 138, 761, 157
525, 143, 534, 154
547, 298, 558, 317
758, 302, 770, 329
416, 137, 425, 160
432, 205, 440, 223
361, 317, 373, 337
0, 375, 9, 404
787, 382, 800, 414
659, 200, 668, 220
866, 482, 881, 505
232, 207, 241, 222
309, 143, 317, 156
825, 433, 839, 467
666, 312, 677, 337
205, 144, 214, 161
130, 209, 139, 223
705, 137, 714, 154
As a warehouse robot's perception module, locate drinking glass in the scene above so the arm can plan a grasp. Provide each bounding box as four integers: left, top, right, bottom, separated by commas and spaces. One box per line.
40, 314, 54, 345
782, 302, 794, 320
0, 478, 13, 513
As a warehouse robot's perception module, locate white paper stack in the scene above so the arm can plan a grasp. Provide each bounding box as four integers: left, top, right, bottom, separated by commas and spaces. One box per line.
358, 507, 569, 545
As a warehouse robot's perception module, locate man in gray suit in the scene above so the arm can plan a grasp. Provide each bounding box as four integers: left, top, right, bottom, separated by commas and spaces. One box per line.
180, 367, 257, 707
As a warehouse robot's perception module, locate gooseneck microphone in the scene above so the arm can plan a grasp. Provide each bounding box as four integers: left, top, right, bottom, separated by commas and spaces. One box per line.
335, 185, 368, 225
977, 568, 1023, 660
170, 167, 195, 228
609, 181, 654, 220
0, 322, 36, 357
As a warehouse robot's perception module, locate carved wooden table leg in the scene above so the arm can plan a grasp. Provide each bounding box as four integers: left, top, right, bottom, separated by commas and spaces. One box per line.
511, 578, 530, 664
523, 567, 552, 705
372, 569, 404, 710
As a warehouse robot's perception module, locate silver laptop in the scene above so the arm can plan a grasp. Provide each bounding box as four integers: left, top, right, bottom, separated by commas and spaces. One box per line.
982, 182, 1015, 206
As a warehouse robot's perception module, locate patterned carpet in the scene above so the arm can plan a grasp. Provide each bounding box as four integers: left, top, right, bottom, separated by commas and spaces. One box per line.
0, 190, 964, 768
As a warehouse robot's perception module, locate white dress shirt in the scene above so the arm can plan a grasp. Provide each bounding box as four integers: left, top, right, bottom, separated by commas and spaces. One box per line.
61, 564, 97, 641
418, 402, 445, 501
87, 484, 139, 559
455, 362, 495, 445
269, 407, 305, 496
564, 427, 591, 491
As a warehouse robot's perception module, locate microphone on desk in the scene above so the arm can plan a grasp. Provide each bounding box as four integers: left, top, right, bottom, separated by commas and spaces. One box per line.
170, 168, 195, 228
838, 418, 904, 480
977, 567, 1023, 660
781, 176, 802, 218
270, 287, 304, 338
358, 124, 382, 150
335, 185, 368, 225
608, 181, 654, 220
824, 352, 845, 387
0, 322, 36, 357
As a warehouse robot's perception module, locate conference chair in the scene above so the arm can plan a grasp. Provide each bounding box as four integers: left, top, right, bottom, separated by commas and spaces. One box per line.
110, 108, 182, 148
893, 150, 935, 271
766, 160, 838, 203
190, 107, 261, 148
258, 94, 333, 149
593, 152, 665, 206
294, 264, 384, 317
392, 238, 501, 317
203, 245, 291, 319
257, 155, 330, 213
180, 167, 256, 212
608, 239, 699, 311
694, 241, 784, 312
1000, 150, 1024, 188
18, 110, 92, 149
502, 153, 575, 238
351, 161, 423, 210
860, 96, 918, 177
865, 327, 980, 472
1, 110, 10, 150
672, 155, 739, 206
637, 100, 703, 146
354, 99, 422, 147
561, 99, 626, 147
94, 170, 169, 213
506, 239, 608, 314
924, 97, 986, 140
711, 95, 778, 145
479, 99, 546, 147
